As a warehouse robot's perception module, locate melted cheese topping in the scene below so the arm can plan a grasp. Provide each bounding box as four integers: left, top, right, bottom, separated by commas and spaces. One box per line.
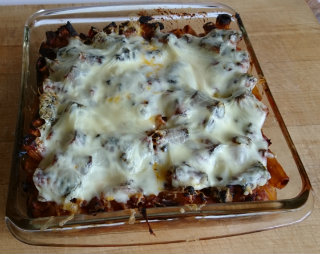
34, 28, 270, 205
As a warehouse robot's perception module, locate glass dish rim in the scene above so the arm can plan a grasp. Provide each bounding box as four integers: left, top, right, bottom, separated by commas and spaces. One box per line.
5, 1, 314, 246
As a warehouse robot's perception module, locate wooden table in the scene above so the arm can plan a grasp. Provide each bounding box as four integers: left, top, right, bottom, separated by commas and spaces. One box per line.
1, 0, 319, 252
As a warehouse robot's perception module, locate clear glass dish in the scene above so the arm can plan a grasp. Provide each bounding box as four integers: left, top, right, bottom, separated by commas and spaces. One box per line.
5, 1, 313, 246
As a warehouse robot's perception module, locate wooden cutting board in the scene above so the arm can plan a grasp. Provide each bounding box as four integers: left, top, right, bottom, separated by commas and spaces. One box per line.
0, 0, 319, 253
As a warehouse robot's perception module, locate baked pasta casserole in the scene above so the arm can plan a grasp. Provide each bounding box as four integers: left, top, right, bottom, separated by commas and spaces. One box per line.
22, 14, 289, 218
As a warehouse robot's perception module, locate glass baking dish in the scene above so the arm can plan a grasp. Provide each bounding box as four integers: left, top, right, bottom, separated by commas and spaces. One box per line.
6, 1, 313, 246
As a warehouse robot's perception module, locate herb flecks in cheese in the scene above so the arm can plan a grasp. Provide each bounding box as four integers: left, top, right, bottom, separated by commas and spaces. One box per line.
34, 28, 270, 205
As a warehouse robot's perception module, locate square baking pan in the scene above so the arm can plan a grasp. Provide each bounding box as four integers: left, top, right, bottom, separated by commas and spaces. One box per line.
5, 1, 313, 246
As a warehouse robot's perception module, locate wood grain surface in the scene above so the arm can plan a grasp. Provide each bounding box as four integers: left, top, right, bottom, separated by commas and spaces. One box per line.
1, 0, 320, 253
